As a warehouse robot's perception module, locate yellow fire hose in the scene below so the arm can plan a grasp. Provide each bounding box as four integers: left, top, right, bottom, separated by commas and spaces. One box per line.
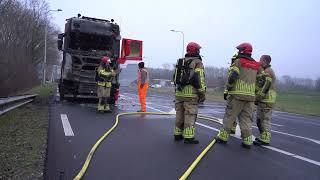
74, 112, 222, 180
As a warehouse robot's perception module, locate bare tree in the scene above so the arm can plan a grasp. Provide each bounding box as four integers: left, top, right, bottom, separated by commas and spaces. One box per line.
0, 0, 60, 96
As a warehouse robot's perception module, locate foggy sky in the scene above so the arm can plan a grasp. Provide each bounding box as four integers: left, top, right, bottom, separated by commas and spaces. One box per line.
47, 0, 320, 79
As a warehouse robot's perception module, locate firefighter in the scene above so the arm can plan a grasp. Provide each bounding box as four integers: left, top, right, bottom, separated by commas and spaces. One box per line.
254, 55, 276, 145
173, 42, 206, 144
229, 53, 239, 134
96, 56, 115, 112
137, 62, 149, 112
216, 43, 262, 149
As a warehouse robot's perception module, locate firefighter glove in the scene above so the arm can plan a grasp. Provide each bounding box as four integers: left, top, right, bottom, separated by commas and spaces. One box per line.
255, 94, 264, 102
223, 89, 229, 100
198, 92, 206, 103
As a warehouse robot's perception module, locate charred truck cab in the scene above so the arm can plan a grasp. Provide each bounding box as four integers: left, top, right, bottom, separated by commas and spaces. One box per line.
57, 15, 142, 103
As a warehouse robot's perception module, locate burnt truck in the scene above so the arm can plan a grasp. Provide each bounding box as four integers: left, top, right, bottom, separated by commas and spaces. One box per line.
57, 15, 142, 103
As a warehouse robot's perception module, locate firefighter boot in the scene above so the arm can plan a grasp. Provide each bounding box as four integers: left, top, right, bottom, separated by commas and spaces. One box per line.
97, 104, 104, 112
174, 127, 183, 141
97, 99, 104, 112
183, 126, 199, 144
241, 136, 253, 149
104, 104, 110, 112
254, 131, 271, 146
215, 128, 229, 144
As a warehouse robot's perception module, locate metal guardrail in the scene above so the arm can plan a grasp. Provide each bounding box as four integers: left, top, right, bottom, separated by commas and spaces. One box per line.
0, 94, 38, 115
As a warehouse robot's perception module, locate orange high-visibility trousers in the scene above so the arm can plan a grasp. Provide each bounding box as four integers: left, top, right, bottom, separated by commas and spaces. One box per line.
138, 82, 149, 112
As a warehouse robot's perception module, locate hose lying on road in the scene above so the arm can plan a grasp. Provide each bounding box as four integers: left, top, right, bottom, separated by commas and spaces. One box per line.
74, 112, 222, 180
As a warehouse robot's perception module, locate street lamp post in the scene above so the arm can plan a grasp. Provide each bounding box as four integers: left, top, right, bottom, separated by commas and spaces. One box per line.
170, 29, 185, 58
43, 9, 62, 85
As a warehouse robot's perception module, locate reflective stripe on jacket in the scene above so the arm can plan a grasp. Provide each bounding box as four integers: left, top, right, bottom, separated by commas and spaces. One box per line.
261, 66, 277, 104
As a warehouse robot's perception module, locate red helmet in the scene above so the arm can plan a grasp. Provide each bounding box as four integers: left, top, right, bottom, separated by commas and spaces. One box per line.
186, 42, 201, 55
236, 43, 253, 54
101, 56, 110, 64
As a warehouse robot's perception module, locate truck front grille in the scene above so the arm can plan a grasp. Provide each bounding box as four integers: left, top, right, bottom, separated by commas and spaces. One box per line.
78, 82, 97, 94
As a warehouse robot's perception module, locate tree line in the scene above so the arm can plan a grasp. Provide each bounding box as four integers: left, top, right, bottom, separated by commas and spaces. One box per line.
148, 65, 228, 89
148, 64, 320, 92
0, 0, 60, 96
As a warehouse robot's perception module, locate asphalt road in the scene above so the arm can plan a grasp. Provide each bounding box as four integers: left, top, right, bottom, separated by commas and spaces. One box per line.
45, 87, 320, 180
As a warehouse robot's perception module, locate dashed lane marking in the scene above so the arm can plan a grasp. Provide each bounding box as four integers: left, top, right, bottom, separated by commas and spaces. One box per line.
60, 114, 74, 136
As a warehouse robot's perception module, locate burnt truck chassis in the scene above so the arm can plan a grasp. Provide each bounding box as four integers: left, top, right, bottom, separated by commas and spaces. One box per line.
58, 15, 122, 103
58, 15, 142, 103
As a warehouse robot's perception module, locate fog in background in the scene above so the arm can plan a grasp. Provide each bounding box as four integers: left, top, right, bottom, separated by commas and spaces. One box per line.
48, 0, 320, 79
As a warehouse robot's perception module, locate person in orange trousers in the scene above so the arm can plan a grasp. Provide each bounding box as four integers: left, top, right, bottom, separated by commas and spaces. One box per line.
137, 62, 149, 112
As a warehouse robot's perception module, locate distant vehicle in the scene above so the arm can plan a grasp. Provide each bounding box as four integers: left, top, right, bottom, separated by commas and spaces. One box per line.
150, 79, 173, 88
57, 14, 143, 103
151, 84, 162, 88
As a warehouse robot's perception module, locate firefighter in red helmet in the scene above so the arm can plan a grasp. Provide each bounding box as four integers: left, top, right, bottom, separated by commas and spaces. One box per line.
216, 42, 263, 149
95, 56, 116, 112
173, 42, 206, 144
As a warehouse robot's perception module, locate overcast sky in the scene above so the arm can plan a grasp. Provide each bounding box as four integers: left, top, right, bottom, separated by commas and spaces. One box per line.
47, 0, 320, 79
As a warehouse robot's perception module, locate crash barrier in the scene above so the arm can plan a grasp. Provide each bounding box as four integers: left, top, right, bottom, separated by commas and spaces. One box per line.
74, 112, 223, 180
0, 94, 38, 115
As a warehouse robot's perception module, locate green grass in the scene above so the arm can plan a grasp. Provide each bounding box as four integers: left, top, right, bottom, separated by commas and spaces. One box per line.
275, 91, 320, 116
206, 89, 225, 102
0, 84, 55, 179
150, 87, 320, 116
25, 83, 55, 102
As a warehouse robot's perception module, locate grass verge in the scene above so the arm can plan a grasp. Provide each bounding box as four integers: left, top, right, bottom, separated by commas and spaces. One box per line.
149, 87, 320, 116
0, 84, 54, 179
275, 91, 320, 116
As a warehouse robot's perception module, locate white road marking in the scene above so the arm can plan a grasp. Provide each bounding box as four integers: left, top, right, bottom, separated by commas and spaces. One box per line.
60, 114, 74, 136
263, 146, 320, 166
169, 108, 176, 114
137, 103, 320, 168
275, 115, 320, 127
270, 123, 283, 127
121, 94, 167, 113
146, 105, 166, 113
196, 122, 320, 167
252, 125, 320, 145
122, 93, 320, 145
152, 104, 174, 109
235, 125, 241, 137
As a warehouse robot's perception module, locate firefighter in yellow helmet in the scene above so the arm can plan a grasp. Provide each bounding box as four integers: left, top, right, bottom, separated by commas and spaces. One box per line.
254, 55, 276, 145
216, 43, 262, 149
173, 42, 206, 144
95, 56, 116, 112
